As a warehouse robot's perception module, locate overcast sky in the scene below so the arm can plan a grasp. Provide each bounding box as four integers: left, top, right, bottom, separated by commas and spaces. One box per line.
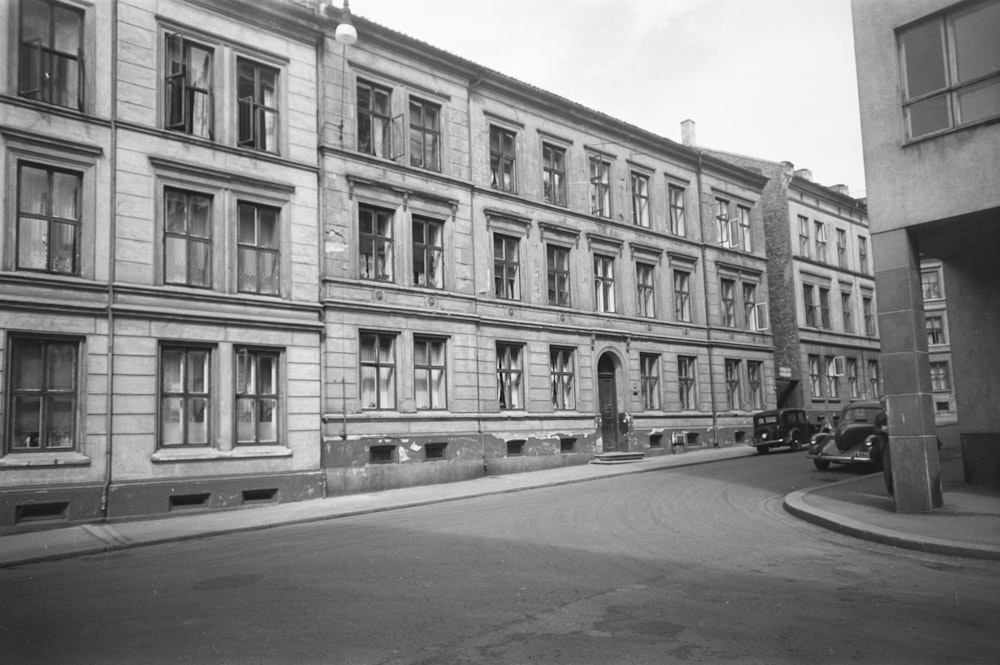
350, 0, 867, 197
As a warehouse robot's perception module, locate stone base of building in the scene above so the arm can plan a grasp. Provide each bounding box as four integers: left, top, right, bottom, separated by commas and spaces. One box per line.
0, 482, 105, 534
962, 433, 1000, 489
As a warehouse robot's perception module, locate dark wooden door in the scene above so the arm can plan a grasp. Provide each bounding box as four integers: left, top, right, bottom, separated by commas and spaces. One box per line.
598, 374, 619, 452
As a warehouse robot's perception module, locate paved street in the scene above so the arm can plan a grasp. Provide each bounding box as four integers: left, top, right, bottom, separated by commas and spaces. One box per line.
2, 451, 998, 664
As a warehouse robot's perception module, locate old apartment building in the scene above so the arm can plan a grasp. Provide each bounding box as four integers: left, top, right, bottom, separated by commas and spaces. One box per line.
1, 0, 781, 529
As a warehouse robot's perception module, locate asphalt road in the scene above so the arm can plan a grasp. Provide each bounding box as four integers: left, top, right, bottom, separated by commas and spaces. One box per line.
2, 450, 998, 664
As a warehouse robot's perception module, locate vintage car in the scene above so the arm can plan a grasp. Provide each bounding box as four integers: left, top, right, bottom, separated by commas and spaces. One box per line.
751, 408, 814, 454
807, 400, 885, 470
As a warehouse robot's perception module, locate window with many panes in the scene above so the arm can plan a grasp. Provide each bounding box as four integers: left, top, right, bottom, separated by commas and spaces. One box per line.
716, 198, 731, 246
237, 202, 280, 295
748, 360, 763, 410
7, 337, 78, 452
668, 184, 686, 236
165, 34, 213, 139
589, 156, 611, 217
412, 216, 443, 288
814, 221, 827, 263
636, 262, 655, 318
19, 0, 84, 111
809, 355, 822, 397
847, 358, 860, 398
868, 359, 881, 398
631, 172, 650, 227
678, 355, 696, 410
357, 80, 392, 158
863, 296, 876, 336
921, 269, 942, 299
594, 254, 616, 313
898, 0, 1000, 140
550, 347, 575, 410
359, 205, 393, 282
825, 356, 840, 397
803, 285, 818, 327
542, 143, 567, 206
841, 292, 854, 333
164, 189, 212, 288
930, 361, 951, 391
736, 204, 752, 251
547, 244, 570, 306
640, 353, 660, 410
673, 269, 691, 322
837, 229, 848, 268
160, 346, 211, 447
414, 336, 446, 410
742, 282, 758, 331
16, 163, 80, 275
490, 126, 516, 192
926, 315, 947, 345
496, 343, 523, 410
360, 332, 396, 410
409, 98, 440, 171
236, 58, 279, 153
235, 348, 279, 445
720, 278, 736, 327
494, 234, 520, 300
819, 287, 831, 329
798, 216, 811, 257
725, 359, 742, 410
858, 236, 869, 274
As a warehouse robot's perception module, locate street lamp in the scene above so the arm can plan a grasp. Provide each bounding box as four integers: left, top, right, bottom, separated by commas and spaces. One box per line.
325, 0, 358, 45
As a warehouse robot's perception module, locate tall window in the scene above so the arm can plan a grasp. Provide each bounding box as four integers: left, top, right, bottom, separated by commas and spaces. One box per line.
640, 353, 660, 410
825, 356, 840, 397
930, 361, 951, 391
360, 332, 396, 410
798, 216, 811, 257
724, 359, 742, 410
841, 292, 854, 333
16, 163, 80, 275
235, 349, 279, 445
631, 172, 650, 227
863, 296, 876, 336
868, 359, 881, 398
164, 189, 212, 288
542, 143, 567, 206
898, 0, 1000, 139
160, 346, 211, 447
748, 360, 763, 410
409, 98, 440, 171
594, 254, 616, 313
742, 282, 758, 331
809, 355, 822, 397
668, 184, 686, 236
803, 285, 817, 327
926, 315, 947, 345
814, 221, 827, 263
636, 262, 655, 318
858, 236, 869, 274
819, 287, 832, 329
678, 356, 696, 410
550, 347, 575, 410
496, 343, 523, 410
836, 229, 848, 268
720, 278, 736, 327
673, 270, 691, 322
412, 216, 443, 288
921, 269, 942, 299
237, 202, 280, 295
736, 204, 752, 251
359, 205, 393, 282
8, 337, 78, 451
493, 234, 520, 300
547, 245, 571, 306
716, 198, 731, 246
357, 81, 392, 158
164, 34, 213, 138
19, 0, 84, 110
589, 156, 611, 217
847, 358, 860, 398
414, 337, 446, 410
236, 58, 279, 153
490, 126, 516, 192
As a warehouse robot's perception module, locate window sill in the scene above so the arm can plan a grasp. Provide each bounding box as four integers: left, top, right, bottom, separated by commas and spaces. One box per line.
151, 446, 293, 463
0, 451, 92, 468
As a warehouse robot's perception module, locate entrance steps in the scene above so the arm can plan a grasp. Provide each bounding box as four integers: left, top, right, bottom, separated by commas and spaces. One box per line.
591, 451, 646, 465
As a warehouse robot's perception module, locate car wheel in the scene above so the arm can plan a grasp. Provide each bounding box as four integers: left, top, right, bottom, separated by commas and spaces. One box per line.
813, 459, 831, 470
789, 433, 802, 452
756, 445, 770, 455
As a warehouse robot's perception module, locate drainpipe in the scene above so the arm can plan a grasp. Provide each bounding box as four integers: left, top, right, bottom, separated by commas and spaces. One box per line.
696, 153, 720, 447
468, 71, 486, 471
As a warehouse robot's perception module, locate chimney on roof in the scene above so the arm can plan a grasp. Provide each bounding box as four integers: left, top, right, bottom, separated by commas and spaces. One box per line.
681, 119, 696, 147
831, 184, 850, 196
794, 168, 812, 181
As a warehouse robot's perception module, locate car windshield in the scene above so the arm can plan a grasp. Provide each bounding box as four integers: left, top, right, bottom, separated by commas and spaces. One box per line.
755, 415, 778, 425
843, 407, 881, 424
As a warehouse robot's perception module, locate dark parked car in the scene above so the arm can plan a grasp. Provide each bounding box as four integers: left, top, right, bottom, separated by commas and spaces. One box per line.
751, 408, 815, 454
808, 400, 885, 470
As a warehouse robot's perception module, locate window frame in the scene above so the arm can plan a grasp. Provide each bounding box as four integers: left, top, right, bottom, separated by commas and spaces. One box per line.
836, 228, 848, 268
234, 347, 281, 446
490, 125, 517, 193
414, 336, 447, 410
825, 356, 840, 397
359, 331, 397, 411
863, 295, 877, 336
724, 358, 742, 410
496, 342, 524, 410
546, 243, 571, 307
18, 0, 86, 111
640, 353, 660, 410
630, 170, 650, 227
549, 346, 576, 411
236, 56, 280, 154
809, 354, 822, 397
588, 155, 611, 218
357, 79, 394, 159
814, 221, 827, 263
163, 187, 213, 289
164, 32, 215, 139
636, 261, 656, 318
720, 277, 737, 327
858, 236, 869, 274
798, 216, 811, 258
412, 215, 444, 289
677, 355, 697, 411
847, 357, 860, 399
408, 96, 441, 171
748, 360, 764, 410
930, 360, 952, 391
926, 314, 947, 345
841, 291, 854, 333
668, 183, 686, 236
493, 233, 521, 301
359, 203, 395, 283
593, 253, 616, 313
236, 200, 281, 296
673, 269, 692, 323
542, 142, 567, 206
6, 336, 80, 452
15, 161, 82, 276
159, 345, 213, 448
921, 269, 943, 299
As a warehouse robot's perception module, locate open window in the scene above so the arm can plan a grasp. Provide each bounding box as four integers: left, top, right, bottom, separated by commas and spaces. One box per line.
832, 356, 846, 377
753, 302, 770, 331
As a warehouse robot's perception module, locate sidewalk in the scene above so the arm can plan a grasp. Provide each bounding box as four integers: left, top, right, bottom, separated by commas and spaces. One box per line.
2, 446, 998, 568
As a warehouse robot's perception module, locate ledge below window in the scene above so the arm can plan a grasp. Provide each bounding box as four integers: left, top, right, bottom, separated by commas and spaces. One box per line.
0, 451, 92, 468
151, 446, 293, 463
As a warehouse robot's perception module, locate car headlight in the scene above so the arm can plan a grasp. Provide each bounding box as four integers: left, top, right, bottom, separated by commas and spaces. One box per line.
863, 434, 878, 449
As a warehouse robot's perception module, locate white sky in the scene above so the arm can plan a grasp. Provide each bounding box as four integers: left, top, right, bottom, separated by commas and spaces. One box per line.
351, 0, 867, 197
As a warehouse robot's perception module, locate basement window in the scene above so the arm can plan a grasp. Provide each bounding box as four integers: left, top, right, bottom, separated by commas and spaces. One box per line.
560, 437, 576, 454
506, 439, 525, 457
425, 442, 447, 460
649, 433, 663, 448
15, 501, 69, 524
169, 493, 210, 511
242, 488, 278, 504
370, 445, 396, 464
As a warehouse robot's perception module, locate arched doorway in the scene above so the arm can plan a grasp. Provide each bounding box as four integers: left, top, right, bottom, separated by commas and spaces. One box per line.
597, 353, 621, 452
